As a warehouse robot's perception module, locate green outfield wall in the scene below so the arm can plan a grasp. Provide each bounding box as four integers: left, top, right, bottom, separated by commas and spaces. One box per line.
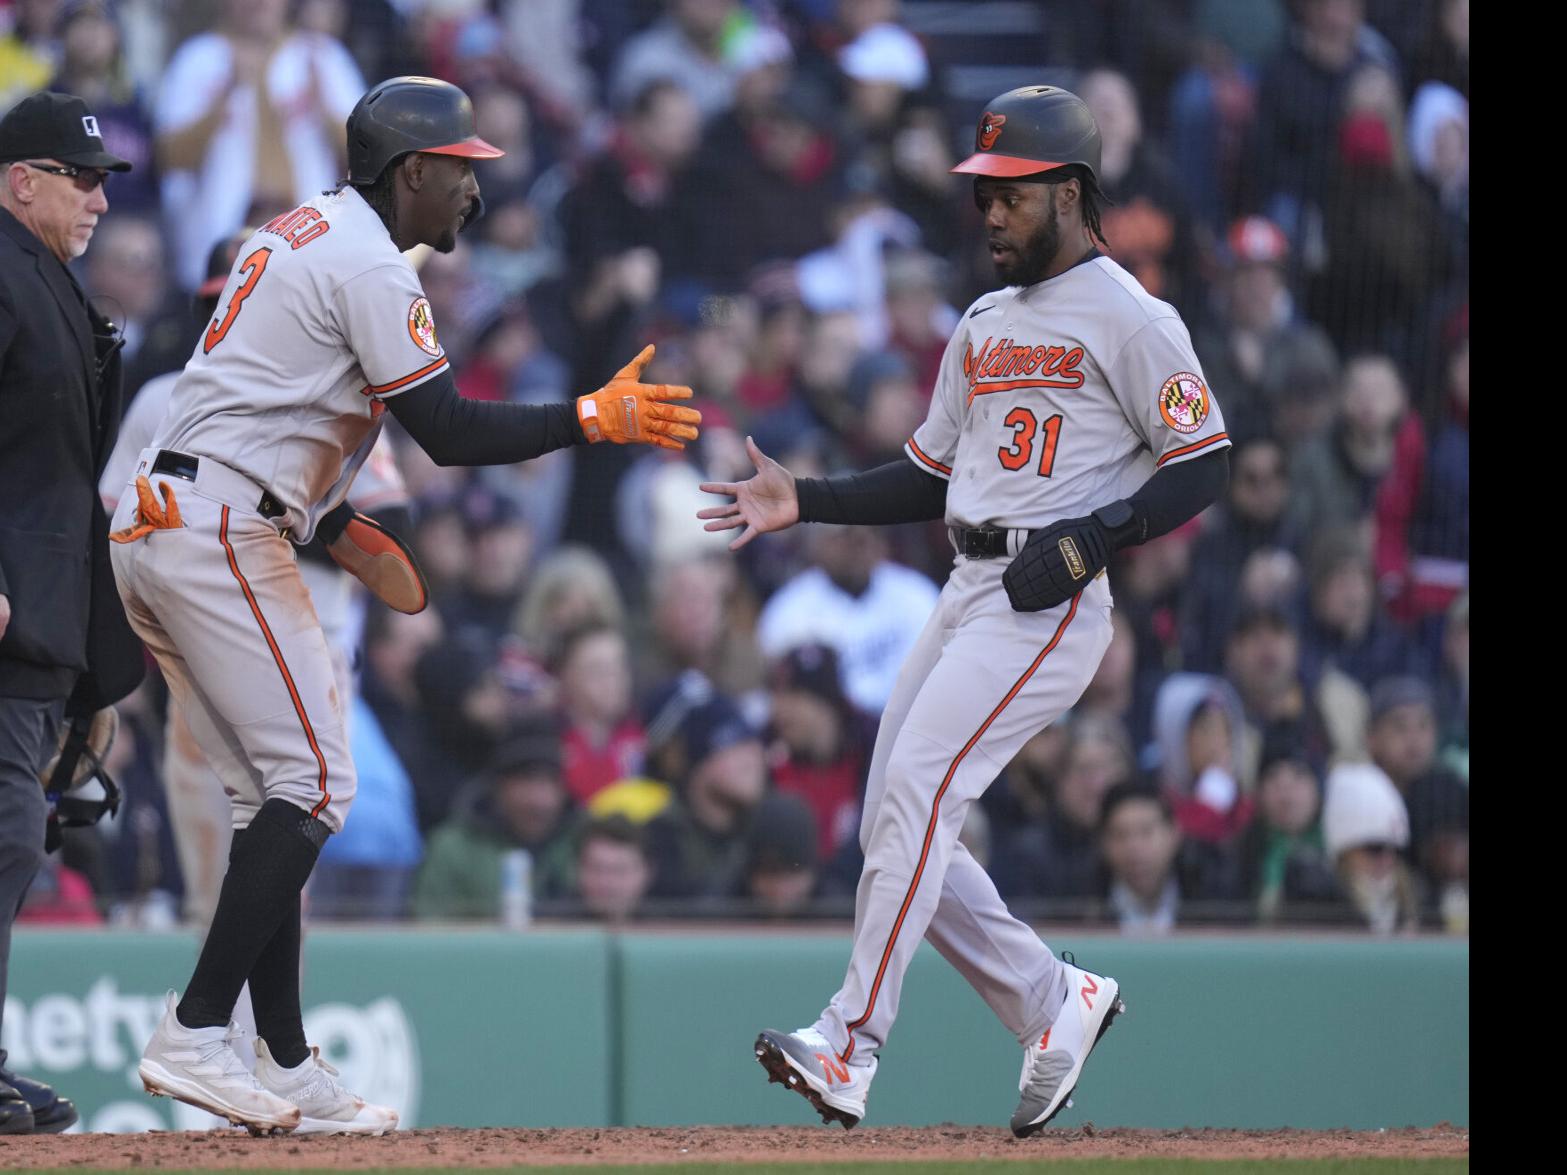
3, 929, 1467, 1133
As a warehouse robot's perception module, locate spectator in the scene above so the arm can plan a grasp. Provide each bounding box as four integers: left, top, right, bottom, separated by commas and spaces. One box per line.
1191, 217, 1319, 443
512, 545, 627, 660
644, 693, 768, 900
406, 634, 519, 831
752, 309, 864, 446
833, 17, 951, 247
442, 486, 535, 646
48, 0, 158, 213
566, 815, 653, 924
882, 248, 953, 394
81, 214, 171, 392
1167, 30, 1266, 234
735, 289, 807, 417
741, 790, 821, 917
1260, 324, 1341, 449
611, 0, 743, 122
1407, 81, 1467, 229
643, 554, 736, 687
1098, 782, 1183, 934
153, 0, 364, 289
412, 720, 577, 921
0, 0, 57, 113
1108, 519, 1202, 742
1365, 677, 1466, 912
1150, 674, 1253, 844
1400, 327, 1467, 626
1321, 762, 1419, 934
553, 623, 646, 806
1310, 65, 1448, 367
309, 696, 422, 921
757, 523, 938, 715
1224, 605, 1340, 775
1290, 354, 1413, 541
843, 349, 925, 467
561, 78, 701, 383
1434, 591, 1467, 779
679, 75, 845, 293
1079, 68, 1197, 312
1299, 531, 1416, 689
994, 714, 1136, 905
1399, 0, 1468, 98
765, 642, 870, 859
1247, 0, 1397, 230
1181, 436, 1303, 671
408, 495, 470, 606
1238, 744, 1338, 921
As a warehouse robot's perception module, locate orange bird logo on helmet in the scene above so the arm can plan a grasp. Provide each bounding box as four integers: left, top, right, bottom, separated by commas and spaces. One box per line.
978, 112, 1007, 150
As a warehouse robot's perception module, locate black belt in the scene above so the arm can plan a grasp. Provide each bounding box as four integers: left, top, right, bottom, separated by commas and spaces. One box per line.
151, 450, 288, 520
951, 526, 1013, 559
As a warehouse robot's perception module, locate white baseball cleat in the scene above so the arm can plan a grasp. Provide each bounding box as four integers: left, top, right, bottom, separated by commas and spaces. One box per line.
253, 1039, 398, 1135
755, 1027, 877, 1129
1011, 959, 1126, 1138
138, 992, 301, 1135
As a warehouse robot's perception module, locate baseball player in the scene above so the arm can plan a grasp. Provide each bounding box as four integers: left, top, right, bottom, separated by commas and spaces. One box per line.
108, 76, 699, 1135
700, 86, 1231, 1135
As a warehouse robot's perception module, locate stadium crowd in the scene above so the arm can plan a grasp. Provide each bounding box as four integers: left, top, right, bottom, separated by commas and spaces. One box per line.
3, 0, 1468, 934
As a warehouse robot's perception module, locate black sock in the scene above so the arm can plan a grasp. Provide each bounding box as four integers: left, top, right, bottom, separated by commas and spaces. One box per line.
176, 799, 328, 1032
250, 894, 308, 1067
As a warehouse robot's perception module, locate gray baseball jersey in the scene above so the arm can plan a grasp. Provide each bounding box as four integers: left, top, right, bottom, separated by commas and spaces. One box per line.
806, 255, 1229, 1078
151, 186, 448, 542
906, 254, 1230, 531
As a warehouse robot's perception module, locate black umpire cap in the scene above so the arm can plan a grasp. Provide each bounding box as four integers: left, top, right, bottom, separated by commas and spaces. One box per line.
0, 91, 133, 171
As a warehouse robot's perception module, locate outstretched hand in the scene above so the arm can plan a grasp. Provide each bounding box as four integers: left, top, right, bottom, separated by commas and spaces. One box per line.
697, 436, 799, 551
577, 345, 701, 451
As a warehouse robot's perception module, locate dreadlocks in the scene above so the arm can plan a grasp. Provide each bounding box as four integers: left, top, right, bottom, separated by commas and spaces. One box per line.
352, 159, 402, 239
1048, 165, 1111, 251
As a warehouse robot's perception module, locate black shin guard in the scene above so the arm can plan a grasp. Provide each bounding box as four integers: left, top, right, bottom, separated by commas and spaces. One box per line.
176, 799, 328, 1031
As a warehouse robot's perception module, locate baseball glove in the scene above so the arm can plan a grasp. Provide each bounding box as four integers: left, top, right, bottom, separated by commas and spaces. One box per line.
1002, 514, 1110, 613
321, 508, 428, 614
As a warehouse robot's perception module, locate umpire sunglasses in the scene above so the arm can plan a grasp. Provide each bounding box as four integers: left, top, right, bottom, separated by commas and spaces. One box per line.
23, 160, 111, 192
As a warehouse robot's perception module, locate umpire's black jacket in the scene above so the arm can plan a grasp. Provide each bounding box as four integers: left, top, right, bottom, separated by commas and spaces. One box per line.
0, 206, 143, 707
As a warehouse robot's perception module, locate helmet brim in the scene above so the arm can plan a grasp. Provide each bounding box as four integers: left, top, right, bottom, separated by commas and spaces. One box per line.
951, 152, 1068, 178
420, 135, 506, 161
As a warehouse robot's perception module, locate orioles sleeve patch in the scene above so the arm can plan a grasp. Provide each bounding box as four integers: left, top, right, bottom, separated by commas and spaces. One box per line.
1158, 371, 1210, 434
408, 297, 441, 356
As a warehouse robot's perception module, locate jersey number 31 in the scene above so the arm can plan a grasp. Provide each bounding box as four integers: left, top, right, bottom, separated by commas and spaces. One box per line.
997, 408, 1063, 477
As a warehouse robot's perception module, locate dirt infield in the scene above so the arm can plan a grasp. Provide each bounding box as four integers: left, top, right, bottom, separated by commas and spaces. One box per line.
0, 1124, 1468, 1168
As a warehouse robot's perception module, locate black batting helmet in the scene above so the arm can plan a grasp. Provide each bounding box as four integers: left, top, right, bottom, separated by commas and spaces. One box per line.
346, 76, 504, 186
951, 85, 1101, 183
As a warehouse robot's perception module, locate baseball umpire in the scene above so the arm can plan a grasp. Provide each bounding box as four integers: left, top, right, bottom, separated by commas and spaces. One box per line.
701, 86, 1231, 1134
109, 76, 699, 1135
1, 90, 145, 1134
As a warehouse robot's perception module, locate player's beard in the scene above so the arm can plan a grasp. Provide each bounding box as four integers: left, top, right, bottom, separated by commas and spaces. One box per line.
992, 194, 1060, 288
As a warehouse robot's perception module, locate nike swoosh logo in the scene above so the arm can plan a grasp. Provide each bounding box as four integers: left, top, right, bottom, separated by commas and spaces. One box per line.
969, 304, 997, 318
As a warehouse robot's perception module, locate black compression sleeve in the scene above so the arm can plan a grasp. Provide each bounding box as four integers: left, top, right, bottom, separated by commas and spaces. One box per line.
1116, 447, 1230, 547
795, 458, 949, 526
385, 369, 586, 467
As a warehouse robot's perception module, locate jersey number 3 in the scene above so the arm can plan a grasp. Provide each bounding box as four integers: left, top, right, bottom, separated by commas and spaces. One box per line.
204, 246, 273, 354
997, 408, 1063, 477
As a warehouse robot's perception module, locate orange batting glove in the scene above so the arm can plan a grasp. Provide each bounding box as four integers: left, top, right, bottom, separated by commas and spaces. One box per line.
576, 345, 701, 451
109, 476, 184, 543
